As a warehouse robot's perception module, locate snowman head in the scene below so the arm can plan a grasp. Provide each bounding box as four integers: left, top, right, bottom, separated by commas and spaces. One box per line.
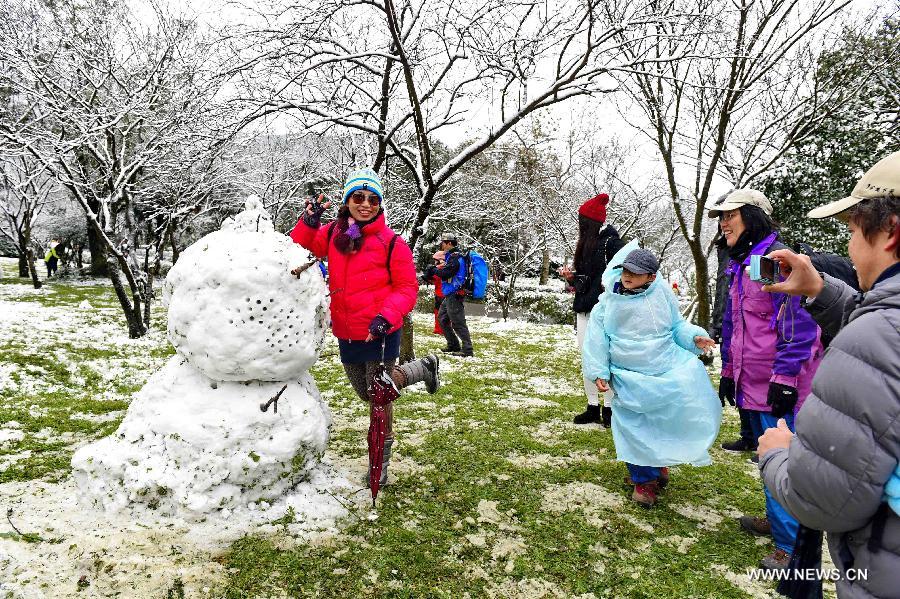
163, 196, 329, 382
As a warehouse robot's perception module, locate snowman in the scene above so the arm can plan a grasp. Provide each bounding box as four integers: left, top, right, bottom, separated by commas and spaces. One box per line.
72, 196, 332, 517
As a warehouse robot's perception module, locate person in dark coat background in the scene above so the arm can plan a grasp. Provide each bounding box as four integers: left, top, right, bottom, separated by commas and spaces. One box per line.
559, 193, 626, 427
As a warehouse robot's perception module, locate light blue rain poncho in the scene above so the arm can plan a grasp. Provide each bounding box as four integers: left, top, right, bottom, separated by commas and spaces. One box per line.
582, 240, 722, 467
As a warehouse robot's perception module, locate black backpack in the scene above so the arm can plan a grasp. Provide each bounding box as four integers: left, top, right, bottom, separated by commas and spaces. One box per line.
795, 243, 859, 349
795, 243, 859, 291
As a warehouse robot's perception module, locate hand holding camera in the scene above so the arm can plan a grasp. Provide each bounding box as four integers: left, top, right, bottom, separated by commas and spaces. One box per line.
761, 249, 826, 299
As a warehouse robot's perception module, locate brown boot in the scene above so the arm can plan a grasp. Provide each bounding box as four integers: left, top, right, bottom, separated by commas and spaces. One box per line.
759, 548, 791, 571
631, 481, 659, 508
738, 515, 772, 537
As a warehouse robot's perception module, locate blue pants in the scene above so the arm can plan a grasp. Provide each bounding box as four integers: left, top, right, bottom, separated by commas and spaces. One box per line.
748, 410, 798, 553
627, 463, 661, 484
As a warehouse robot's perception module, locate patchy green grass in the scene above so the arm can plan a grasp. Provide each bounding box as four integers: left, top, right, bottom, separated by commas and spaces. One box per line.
0, 260, 801, 598
219, 324, 781, 598
0, 260, 171, 484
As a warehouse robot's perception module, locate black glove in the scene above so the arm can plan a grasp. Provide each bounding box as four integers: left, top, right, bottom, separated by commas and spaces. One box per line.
718, 376, 735, 407
767, 382, 798, 418
420, 265, 436, 284
301, 196, 327, 228
368, 314, 392, 338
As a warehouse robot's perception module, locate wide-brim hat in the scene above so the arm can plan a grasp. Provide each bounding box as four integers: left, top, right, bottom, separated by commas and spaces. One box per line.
807, 151, 900, 220
707, 189, 773, 218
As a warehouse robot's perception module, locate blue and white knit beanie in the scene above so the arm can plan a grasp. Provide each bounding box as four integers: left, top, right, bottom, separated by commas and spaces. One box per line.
342, 168, 384, 204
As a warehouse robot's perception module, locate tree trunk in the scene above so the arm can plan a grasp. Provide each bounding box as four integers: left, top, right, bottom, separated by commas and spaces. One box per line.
108, 260, 147, 338
17, 232, 29, 277
540, 245, 550, 286
17, 254, 28, 278
170, 232, 180, 264
87, 216, 109, 276
25, 247, 42, 289
399, 313, 415, 363
687, 239, 711, 330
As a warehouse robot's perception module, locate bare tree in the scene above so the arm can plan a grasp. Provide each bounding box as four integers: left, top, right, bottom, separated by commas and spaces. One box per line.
0, 0, 234, 336
607, 0, 868, 328
0, 154, 55, 288
228, 0, 697, 356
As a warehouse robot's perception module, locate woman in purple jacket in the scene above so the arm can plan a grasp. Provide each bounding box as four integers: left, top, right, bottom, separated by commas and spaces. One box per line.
709, 189, 824, 571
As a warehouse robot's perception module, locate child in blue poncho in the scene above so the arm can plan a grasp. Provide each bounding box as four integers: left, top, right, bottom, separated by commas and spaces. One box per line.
582, 242, 722, 507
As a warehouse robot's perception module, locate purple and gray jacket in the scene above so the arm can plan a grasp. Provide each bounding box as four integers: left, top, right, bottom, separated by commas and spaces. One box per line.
720, 233, 824, 413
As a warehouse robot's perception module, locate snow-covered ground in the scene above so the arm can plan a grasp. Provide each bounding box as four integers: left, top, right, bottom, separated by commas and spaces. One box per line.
0, 256, 826, 598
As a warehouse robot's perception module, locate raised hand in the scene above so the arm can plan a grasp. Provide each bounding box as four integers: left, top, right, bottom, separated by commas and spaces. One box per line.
302, 193, 330, 227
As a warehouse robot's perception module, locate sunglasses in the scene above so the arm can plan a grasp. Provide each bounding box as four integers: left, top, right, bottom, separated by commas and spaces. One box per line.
349, 192, 381, 206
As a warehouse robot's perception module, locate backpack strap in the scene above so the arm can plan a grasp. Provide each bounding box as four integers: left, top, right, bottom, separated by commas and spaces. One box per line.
385, 233, 399, 284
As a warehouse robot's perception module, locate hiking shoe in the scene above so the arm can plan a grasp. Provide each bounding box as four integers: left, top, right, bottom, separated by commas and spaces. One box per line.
738, 515, 772, 537
659, 467, 669, 489
451, 350, 474, 358
601, 406, 612, 429
624, 468, 670, 489
749, 453, 760, 464
573, 405, 601, 425
631, 481, 659, 508
721, 437, 757, 452
423, 354, 440, 394
440, 346, 460, 354
759, 549, 791, 571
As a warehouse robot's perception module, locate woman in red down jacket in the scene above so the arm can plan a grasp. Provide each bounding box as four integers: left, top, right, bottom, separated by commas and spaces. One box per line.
290, 167, 439, 487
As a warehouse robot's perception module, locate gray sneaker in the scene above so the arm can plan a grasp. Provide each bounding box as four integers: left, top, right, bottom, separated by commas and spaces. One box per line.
423, 354, 440, 394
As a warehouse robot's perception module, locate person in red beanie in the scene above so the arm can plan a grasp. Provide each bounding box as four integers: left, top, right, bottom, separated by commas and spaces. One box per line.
559, 193, 626, 426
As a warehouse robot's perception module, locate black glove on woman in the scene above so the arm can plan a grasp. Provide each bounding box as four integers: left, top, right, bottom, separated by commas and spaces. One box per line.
368, 314, 392, 338
302, 196, 327, 228
718, 376, 736, 407
767, 382, 798, 418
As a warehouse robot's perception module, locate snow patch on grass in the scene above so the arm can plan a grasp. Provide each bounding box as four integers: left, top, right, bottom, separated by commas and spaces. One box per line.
0, 429, 25, 445
710, 563, 778, 598
505, 450, 604, 469
541, 482, 623, 529
484, 577, 598, 599
672, 503, 724, 530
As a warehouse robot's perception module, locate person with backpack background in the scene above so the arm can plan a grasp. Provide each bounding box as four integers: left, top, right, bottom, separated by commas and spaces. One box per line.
559, 193, 626, 427
290, 167, 440, 487
433, 233, 474, 357
420, 253, 446, 335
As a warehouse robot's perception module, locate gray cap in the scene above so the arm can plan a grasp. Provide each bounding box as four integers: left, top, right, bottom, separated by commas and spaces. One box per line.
620, 248, 659, 275
440, 232, 458, 243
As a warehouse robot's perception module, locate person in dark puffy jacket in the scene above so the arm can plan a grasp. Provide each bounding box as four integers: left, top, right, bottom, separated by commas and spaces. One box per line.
291, 167, 440, 486
758, 151, 900, 598
559, 193, 626, 427
710, 188, 824, 571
